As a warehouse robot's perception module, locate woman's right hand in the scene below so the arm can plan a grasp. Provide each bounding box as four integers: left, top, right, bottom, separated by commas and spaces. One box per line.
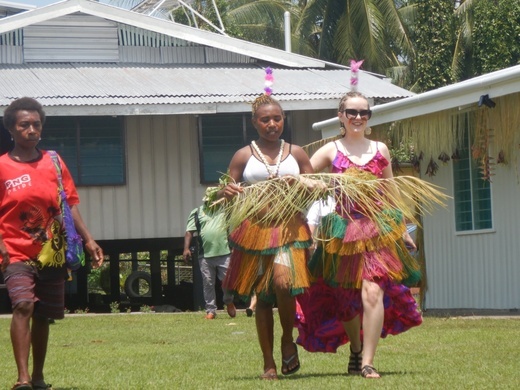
222, 183, 243, 201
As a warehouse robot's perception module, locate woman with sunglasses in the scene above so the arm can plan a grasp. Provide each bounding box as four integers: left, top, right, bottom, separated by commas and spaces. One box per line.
296, 92, 422, 379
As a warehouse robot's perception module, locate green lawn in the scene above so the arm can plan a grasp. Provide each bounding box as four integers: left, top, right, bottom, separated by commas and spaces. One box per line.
1, 312, 519, 389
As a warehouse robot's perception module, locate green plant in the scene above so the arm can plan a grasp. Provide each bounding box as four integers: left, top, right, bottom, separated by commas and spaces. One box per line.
109, 301, 120, 314
140, 305, 153, 313
73, 308, 89, 314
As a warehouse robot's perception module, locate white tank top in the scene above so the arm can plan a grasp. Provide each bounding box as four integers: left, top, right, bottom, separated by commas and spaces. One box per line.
243, 149, 300, 184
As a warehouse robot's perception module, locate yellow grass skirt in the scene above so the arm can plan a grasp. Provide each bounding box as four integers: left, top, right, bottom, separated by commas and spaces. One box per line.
223, 213, 312, 300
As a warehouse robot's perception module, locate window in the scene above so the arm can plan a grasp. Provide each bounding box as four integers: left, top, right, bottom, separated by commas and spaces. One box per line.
38, 116, 125, 186
199, 113, 291, 183
453, 114, 492, 231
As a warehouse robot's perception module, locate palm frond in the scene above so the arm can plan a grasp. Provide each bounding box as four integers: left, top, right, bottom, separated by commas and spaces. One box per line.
220, 172, 448, 232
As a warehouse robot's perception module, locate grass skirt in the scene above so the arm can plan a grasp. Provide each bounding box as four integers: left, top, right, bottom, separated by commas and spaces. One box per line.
309, 209, 421, 288
223, 213, 312, 303
296, 209, 422, 353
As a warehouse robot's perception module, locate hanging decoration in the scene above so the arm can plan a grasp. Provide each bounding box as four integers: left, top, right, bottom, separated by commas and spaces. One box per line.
264, 67, 274, 95
350, 59, 364, 91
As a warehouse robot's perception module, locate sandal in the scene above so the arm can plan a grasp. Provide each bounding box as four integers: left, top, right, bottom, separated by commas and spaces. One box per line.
31, 381, 52, 390
348, 345, 362, 374
281, 342, 300, 376
361, 365, 381, 379
11, 382, 32, 390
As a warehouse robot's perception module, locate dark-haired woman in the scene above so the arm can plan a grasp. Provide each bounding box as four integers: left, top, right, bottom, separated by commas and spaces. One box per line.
0, 97, 103, 390
219, 94, 317, 380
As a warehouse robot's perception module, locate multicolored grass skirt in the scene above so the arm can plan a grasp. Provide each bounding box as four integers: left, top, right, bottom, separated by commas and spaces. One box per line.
296, 210, 422, 353
223, 213, 312, 303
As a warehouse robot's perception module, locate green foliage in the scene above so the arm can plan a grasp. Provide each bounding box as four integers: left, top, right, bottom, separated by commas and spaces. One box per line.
472, 0, 520, 76
140, 304, 153, 313
109, 301, 120, 314
410, 0, 456, 92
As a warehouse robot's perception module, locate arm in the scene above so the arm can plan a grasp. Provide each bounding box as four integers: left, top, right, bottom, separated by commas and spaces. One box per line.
70, 205, 104, 269
217, 147, 249, 200
292, 145, 314, 174
291, 144, 327, 191
310, 142, 336, 173
0, 235, 9, 272
183, 230, 194, 264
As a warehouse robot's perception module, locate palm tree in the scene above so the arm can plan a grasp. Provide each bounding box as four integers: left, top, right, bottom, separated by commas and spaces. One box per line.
291, 0, 415, 74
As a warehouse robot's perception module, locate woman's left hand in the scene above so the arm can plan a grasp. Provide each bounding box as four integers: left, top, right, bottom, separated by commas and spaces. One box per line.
85, 241, 104, 269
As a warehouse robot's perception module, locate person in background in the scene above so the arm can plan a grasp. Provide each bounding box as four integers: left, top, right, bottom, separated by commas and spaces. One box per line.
183, 204, 236, 319
246, 292, 257, 317
296, 92, 422, 379
306, 195, 336, 252
0, 97, 104, 390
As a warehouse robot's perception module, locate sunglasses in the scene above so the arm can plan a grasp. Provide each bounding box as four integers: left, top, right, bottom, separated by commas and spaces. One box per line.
342, 109, 372, 119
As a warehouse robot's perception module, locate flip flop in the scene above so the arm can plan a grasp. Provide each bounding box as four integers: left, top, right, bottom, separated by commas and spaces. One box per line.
281, 342, 300, 375
31, 381, 52, 389
11, 382, 32, 390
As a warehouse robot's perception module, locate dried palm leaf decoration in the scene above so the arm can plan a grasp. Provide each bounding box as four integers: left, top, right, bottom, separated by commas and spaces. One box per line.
216, 172, 448, 234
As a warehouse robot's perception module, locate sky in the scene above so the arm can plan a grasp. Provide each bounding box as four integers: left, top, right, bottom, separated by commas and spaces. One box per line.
10, 0, 62, 6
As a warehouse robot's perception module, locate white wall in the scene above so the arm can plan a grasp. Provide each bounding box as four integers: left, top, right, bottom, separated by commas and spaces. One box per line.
76, 114, 203, 241
75, 110, 325, 242
423, 161, 520, 310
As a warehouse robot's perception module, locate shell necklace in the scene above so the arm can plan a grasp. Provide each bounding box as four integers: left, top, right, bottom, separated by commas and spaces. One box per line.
251, 139, 285, 179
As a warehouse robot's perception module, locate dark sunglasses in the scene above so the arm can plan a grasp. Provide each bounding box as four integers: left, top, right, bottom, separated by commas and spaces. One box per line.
342, 109, 372, 119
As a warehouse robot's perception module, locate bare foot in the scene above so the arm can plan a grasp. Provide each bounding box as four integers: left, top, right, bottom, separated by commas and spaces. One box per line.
260, 368, 278, 380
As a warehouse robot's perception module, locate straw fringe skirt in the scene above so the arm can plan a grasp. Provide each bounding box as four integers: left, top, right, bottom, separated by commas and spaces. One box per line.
296, 209, 422, 353
223, 213, 312, 301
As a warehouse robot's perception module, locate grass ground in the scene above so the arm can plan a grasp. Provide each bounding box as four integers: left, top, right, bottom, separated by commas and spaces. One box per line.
1, 312, 519, 389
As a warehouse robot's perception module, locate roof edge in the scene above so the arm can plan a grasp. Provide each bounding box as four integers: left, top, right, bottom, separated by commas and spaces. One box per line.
0, 0, 333, 69
314, 65, 520, 134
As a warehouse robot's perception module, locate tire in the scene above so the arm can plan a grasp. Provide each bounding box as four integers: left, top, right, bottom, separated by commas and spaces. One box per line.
124, 271, 152, 298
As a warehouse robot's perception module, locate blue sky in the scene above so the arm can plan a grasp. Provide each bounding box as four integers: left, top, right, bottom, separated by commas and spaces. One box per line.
12, 0, 61, 6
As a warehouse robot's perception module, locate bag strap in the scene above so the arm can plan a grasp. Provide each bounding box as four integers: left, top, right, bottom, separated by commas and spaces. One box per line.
48, 150, 64, 192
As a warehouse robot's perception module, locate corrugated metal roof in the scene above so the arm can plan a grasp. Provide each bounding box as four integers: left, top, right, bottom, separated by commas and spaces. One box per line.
0, 63, 412, 114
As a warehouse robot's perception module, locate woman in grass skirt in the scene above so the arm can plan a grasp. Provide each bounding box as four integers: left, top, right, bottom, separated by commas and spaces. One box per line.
296, 91, 423, 379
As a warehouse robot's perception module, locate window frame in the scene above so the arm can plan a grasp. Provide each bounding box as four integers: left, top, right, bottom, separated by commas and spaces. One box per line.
38, 116, 127, 187
452, 113, 494, 233
197, 112, 292, 184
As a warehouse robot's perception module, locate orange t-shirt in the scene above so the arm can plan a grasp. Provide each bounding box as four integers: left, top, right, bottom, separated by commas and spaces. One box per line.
0, 150, 79, 265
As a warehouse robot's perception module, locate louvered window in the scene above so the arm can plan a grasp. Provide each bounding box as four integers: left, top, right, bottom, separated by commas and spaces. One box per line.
199, 113, 291, 183
453, 115, 492, 231
39, 116, 125, 186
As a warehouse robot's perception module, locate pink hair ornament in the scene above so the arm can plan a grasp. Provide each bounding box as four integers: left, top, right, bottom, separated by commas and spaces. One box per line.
264, 67, 274, 95
350, 59, 364, 91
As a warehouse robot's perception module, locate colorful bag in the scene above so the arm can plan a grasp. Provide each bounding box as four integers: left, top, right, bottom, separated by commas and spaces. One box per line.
49, 151, 85, 271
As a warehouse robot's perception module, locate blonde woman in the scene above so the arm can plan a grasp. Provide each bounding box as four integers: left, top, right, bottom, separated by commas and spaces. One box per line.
296, 92, 422, 379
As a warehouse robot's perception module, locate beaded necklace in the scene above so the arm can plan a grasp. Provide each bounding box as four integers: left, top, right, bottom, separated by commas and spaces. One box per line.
251, 139, 285, 179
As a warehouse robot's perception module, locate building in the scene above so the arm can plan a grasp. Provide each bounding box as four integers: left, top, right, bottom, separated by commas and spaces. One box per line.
0, 0, 413, 308
314, 65, 520, 312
